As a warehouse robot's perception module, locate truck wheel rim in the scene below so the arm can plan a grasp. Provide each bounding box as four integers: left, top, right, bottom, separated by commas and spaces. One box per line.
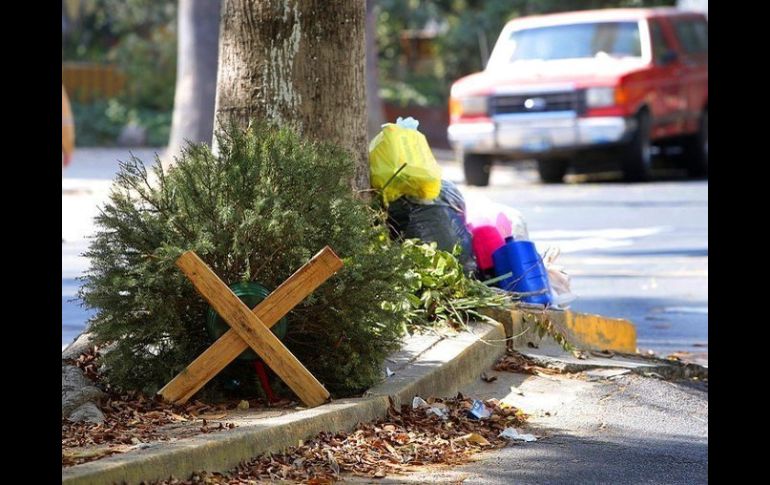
639, 115, 652, 169
641, 137, 652, 167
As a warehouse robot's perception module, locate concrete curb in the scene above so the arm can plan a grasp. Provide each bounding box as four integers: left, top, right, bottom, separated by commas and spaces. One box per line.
62, 307, 638, 484
62, 321, 508, 485
483, 305, 637, 353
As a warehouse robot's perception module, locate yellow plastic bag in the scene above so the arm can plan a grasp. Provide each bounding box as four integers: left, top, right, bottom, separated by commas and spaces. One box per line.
369, 123, 442, 204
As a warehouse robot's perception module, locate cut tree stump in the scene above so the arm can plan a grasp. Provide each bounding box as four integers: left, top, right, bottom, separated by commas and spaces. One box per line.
158, 247, 343, 407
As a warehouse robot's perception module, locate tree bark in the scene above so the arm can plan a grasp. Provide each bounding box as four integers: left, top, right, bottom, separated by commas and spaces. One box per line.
365, 0, 385, 140
163, 0, 222, 170
213, 0, 368, 192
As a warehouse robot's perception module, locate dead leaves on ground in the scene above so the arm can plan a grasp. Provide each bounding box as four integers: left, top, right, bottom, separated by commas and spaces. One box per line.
62, 347, 299, 468
493, 350, 561, 376
62, 392, 240, 467
151, 396, 528, 484
64, 345, 102, 383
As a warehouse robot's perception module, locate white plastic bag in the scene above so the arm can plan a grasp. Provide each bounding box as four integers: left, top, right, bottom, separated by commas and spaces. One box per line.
542, 247, 576, 308
499, 427, 537, 442
463, 192, 529, 240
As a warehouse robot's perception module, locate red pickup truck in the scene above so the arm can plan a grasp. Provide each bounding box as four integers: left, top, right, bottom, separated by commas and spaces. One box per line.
448, 8, 708, 184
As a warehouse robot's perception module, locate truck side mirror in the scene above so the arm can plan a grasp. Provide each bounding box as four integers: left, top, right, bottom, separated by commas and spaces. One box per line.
661, 50, 678, 65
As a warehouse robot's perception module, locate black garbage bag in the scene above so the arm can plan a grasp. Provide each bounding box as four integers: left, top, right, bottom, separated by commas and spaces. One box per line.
388, 180, 477, 274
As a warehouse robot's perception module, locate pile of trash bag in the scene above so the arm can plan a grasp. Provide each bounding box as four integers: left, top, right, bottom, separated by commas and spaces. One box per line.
387, 179, 477, 274
370, 117, 475, 274
368, 117, 575, 308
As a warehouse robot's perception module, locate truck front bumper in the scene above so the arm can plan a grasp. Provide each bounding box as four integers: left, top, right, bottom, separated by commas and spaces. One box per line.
448, 113, 634, 157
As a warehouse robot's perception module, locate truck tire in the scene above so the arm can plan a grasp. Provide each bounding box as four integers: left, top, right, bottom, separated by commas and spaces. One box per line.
684, 110, 708, 178
537, 158, 568, 184
622, 111, 652, 182
463, 154, 492, 186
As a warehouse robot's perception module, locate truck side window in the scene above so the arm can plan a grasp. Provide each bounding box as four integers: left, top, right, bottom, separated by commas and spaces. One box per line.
649, 21, 673, 65
692, 21, 708, 53
674, 18, 708, 55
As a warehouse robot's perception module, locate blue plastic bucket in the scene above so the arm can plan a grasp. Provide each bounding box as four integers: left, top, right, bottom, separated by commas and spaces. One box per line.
492, 239, 552, 305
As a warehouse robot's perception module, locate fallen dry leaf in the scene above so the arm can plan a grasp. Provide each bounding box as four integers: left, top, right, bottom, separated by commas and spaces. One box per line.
494, 350, 561, 375
456, 432, 490, 447
591, 350, 615, 359
195, 413, 228, 420
572, 350, 589, 360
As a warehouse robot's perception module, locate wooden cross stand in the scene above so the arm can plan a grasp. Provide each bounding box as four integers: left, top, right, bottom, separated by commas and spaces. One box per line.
158, 247, 344, 408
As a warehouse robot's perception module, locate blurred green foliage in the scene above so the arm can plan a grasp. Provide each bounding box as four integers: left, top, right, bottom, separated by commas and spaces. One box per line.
72, 99, 172, 147
63, 0, 177, 146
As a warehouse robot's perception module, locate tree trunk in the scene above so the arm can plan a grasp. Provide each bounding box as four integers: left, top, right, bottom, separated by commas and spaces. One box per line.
163, 0, 222, 170
365, 0, 385, 140
213, 0, 369, 192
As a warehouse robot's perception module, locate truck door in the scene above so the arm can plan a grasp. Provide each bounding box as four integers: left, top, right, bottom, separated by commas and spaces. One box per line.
670, 15, 708, 135
647, 18, 686, 139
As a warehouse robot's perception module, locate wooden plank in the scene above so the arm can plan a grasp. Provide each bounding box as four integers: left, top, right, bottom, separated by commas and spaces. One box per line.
255, 247, 343, 325
160, 330, 245, 404
158, 247, 343, 403
173, 251, 332, 407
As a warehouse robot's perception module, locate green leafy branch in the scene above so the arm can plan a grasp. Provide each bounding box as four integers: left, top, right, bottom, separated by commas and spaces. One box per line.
396, 239, 510, 331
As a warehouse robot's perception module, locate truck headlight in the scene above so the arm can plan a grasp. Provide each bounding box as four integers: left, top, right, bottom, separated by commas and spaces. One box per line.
451, 96, 488, 117
462, 96, 488, 115
585, 87, 616, 108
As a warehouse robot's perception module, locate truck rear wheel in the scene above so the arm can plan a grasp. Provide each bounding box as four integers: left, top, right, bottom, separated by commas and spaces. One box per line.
684, 110, 708, 178
537, 158, 569, 184
463, 154, 493, 186
622, 111, 652, 182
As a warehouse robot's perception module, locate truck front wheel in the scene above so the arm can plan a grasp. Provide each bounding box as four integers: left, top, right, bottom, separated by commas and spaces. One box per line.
684, 109, 708, 178
537, 158, 569, 184
621, 111, 653, 182
463, 154, 493, 186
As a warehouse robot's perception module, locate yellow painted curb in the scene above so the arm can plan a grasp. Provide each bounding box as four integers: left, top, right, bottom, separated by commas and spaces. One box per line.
481, 306, 637, 353
560, 310, 637, 353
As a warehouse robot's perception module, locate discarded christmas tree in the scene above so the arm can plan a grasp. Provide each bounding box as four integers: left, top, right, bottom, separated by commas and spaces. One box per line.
80, 124, 411, 398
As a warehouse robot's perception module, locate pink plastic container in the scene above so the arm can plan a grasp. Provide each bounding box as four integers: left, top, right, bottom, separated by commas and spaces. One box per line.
471, 225, 505, 271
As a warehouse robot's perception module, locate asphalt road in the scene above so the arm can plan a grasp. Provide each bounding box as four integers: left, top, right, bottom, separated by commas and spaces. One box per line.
63, 149, 708, 366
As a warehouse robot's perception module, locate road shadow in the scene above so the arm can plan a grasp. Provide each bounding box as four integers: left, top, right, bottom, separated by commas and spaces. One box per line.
472, 431, 707, 485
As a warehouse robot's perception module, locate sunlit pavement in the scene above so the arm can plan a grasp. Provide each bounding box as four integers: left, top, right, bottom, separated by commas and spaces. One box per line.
63, 147, 708, 366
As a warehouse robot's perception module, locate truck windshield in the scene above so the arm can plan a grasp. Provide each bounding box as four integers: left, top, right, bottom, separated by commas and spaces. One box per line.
487, 21, 642, 68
